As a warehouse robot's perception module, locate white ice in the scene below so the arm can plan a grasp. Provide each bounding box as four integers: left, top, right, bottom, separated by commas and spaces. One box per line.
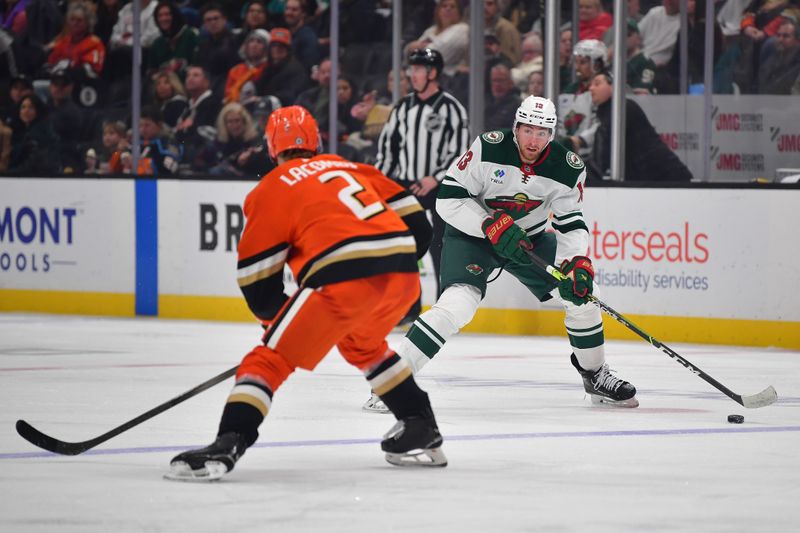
1, 313, 798, 532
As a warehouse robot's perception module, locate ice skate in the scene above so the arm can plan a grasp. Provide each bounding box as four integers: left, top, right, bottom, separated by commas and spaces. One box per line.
164, 432, 248, 482
362, 391, 390, 414
571, 353, 639, 408
381, 416, 447, 467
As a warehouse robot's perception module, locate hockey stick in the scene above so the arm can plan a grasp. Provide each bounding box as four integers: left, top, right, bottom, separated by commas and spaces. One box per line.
524, 249, 777, 409
16, 365, 238, 455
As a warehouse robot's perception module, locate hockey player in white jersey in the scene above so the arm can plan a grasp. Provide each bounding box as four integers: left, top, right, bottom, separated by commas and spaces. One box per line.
364, 96, 638, 412
559, 39, 607, 158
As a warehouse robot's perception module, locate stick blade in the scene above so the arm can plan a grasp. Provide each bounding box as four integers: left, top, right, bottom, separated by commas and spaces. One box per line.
16, 420, 88, 456
741, 386, 778, 409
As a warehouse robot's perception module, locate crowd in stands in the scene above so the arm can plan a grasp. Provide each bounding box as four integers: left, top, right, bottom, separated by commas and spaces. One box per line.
1, 0, 798, 178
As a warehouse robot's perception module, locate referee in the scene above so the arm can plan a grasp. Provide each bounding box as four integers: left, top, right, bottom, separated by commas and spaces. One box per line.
376, 48, 469, 317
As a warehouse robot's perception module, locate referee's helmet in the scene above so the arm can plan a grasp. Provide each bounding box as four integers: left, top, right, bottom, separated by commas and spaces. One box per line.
264, 105, 321, 160
408, 48, 445, 79
513, 96, 558, 143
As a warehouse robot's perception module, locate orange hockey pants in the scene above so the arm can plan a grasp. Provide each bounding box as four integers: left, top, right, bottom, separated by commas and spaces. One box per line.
236, 272, 420, 393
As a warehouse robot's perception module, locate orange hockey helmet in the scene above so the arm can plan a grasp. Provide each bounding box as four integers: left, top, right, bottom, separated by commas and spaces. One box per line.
264, 105, 321, 160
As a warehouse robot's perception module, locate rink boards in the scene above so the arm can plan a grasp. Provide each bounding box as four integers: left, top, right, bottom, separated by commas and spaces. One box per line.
1, 177, 798, 349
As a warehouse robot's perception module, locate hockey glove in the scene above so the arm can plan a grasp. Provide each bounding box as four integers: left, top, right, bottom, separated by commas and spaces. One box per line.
481, 211, 533, 265
558, 256, 594, 305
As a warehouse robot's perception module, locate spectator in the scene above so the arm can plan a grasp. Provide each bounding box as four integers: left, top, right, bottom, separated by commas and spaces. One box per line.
234, 1, 272, 48
255, 27, 310, 106
375, 68, 410, 105
758, 17, 800, 93
194, 3, 241, 98
282, 0, 320, 73
484, 29, 513, 75
405, 0, 469, 77
334, 76, 362, 136
8, 94, 60, 175
1, 0, 29, 37
485, 0, 522, 64
96, 119, 128, 174
503, 0, 541, 33
587, 70, 692, 182
175, 64, 221, 164
47, 1, 106, 80
2, 74, 33, 125
201, 101, 272, 177
109, 0, 159, 48
660, 0, 723, 94
295, 56, 333, 125
224, 28, 269, 104
106, 0, 158, 82
148, 1, 198, 77
511, 32, 544, 91
603, 0, 644, 46
624, 18, 657, 94
10, 0, 61, 76
95, 0, 123, 45
0, 118, 10, 171
137, 106, 181, 175
578, 0, 613, 41
559, 28, 574, 91
151, 70, 188, 129
638, 0, 685, 67
485, 63, 521, 131
524, 69, 544, 98
47, 68, 84, 173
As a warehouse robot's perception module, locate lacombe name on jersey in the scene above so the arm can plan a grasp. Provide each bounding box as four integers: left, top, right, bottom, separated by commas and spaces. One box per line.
279, 158, 359, 186
441, 128, 587, 239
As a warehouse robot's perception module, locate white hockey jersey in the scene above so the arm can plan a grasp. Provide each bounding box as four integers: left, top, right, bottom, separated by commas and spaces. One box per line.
437, 129, 589, 266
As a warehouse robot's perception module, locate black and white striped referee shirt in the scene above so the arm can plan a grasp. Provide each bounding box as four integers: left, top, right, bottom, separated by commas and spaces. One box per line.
375, 90, 469, 185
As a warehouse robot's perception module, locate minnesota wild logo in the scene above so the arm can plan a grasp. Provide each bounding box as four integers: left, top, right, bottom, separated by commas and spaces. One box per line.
485, 193, 543, 218
466, 264, 484, 275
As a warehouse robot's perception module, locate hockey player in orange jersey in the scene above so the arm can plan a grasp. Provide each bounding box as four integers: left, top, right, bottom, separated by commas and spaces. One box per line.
165, 106, 447, 481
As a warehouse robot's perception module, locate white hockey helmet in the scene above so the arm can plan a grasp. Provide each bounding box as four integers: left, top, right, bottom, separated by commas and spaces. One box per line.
573, 38, 608, 71
513, 95, 557, 144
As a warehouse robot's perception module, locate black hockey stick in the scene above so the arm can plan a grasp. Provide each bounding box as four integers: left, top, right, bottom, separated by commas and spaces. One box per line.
16, 365, 238, 455
524, 249, 777, 409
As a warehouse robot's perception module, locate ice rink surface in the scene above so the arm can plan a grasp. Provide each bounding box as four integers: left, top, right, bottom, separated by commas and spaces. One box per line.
1, 313, 798, 532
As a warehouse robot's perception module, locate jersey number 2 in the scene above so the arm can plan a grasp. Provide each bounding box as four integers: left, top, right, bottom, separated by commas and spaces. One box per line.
318, 170, 385, 220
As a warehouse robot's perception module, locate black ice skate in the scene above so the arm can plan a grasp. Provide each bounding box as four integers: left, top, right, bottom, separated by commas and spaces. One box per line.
164, 432, 249, 482
381, 416, 448, 467
571, 353, 639, 408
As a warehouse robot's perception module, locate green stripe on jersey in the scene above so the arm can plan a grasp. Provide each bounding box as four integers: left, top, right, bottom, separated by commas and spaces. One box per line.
438, 183, 471, 199
552, 220, 588, 234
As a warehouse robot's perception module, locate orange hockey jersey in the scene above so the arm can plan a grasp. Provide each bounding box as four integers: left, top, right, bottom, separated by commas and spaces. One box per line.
236, 154, 426, 321
48, 34, 106, 75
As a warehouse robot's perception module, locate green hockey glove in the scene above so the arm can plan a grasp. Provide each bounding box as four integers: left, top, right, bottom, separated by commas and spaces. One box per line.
481, 211, 533, 264
558, 256, 594, 305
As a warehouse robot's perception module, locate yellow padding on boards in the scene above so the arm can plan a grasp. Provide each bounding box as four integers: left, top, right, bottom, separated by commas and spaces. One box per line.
159, 295, 253, 322
0, 289, 134, 316
462, 308, 800, 350
3, 291, 798, 349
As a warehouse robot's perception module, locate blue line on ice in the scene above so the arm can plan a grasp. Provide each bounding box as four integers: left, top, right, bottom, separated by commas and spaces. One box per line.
4, 425, 800, 460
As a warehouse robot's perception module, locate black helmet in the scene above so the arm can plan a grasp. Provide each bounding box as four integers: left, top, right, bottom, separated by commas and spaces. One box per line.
408, 48, 444, 78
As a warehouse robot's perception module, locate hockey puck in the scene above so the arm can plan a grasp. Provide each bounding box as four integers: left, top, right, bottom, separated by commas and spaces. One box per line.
727, 414, 744, 424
